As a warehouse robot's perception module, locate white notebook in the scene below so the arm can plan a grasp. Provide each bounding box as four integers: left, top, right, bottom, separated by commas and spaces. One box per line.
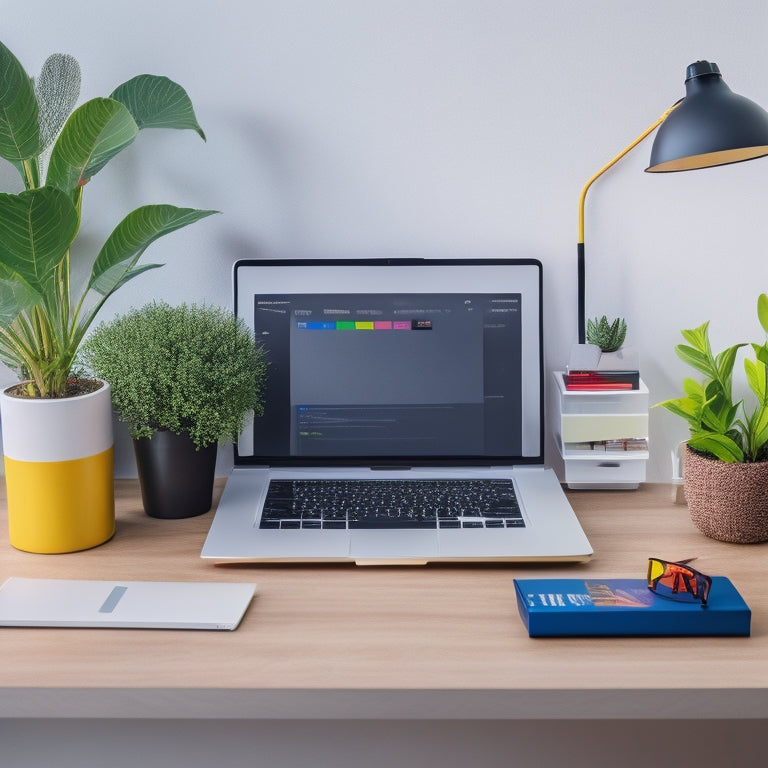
0, 577, 256, 630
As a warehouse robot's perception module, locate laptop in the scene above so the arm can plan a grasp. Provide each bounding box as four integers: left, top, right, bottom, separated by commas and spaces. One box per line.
201, 258, 593, 565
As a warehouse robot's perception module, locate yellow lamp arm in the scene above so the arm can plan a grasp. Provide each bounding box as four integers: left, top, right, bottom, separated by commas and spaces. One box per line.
576, 101, 680, 342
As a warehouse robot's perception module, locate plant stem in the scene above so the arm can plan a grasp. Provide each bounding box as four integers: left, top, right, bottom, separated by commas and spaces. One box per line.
21, 158, 39, 190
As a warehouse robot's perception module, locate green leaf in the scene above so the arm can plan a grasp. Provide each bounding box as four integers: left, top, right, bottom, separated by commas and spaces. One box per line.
655, 396, 703, 430
0, 275, 40, 328
745, 357, 768, 404
749, 406, 768, 455
0, 187, 78, 297
758, 294, 768, 335
674, 344, 712, 377
687, 432, 744, 463
703, 379, 734, 414
0, 41, 41, 164
700, 400, 738, 434
754, 343, 768, 368
715, 344, 745, 387
110, 75, 206, 140
46, 97, 138, 193
682, 377, 707, 401
680, 323, 710, 353
88, 205, 218, 296
725, 401, 741, 428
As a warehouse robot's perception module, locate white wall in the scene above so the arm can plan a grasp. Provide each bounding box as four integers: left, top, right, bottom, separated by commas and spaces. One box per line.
2, 0, 768, 480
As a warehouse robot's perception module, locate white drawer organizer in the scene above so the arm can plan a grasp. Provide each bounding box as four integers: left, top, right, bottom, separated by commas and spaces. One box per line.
550, 371, 649, 489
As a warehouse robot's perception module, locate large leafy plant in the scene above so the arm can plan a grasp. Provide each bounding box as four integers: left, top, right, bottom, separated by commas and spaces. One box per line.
0, 41, 216, 397
656, 294, 768, 463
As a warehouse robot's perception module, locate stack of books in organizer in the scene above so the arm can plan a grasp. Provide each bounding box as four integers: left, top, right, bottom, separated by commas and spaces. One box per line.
565, 344, 640, 391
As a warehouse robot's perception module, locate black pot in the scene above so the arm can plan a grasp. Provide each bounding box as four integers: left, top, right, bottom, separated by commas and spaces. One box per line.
133, 430, 217, 519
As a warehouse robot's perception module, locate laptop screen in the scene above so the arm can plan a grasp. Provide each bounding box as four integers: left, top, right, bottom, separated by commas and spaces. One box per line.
233, 259, 543, 467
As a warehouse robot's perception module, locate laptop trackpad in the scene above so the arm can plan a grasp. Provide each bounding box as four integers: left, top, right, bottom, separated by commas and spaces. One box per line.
350, 530, 438, 563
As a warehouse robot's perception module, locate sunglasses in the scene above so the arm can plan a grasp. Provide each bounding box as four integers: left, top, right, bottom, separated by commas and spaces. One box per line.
647, 557, 712, 607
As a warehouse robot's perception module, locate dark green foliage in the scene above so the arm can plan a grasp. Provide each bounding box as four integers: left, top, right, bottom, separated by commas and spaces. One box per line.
80, 302, 267, 449
0, 41, 215, 398
586, 315, 627, 353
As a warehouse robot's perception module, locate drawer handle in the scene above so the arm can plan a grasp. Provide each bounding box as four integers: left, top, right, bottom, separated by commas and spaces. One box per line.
597, 462, 621, 468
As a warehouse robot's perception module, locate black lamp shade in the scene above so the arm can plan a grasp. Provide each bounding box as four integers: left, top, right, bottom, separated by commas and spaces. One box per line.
647, 61, 768, 172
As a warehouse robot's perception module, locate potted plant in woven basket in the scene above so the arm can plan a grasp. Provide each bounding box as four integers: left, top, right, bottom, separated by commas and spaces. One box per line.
655, 295, 768, 543
80, 302, 267, 519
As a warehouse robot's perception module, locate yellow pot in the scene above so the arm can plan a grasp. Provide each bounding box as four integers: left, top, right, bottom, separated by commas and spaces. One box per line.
1, 381, 115, 553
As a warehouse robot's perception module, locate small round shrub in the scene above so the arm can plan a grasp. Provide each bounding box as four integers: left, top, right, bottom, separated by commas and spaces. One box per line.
80, 301, 267, 449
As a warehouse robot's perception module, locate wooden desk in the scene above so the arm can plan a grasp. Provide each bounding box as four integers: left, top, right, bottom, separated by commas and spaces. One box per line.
0, 479, 766, 722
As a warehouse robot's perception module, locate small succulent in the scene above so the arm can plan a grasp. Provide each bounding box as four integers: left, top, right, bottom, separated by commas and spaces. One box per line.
586, 316, 627, 353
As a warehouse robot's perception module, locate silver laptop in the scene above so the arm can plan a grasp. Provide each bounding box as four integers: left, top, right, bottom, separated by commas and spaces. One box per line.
201, 258, 592, 565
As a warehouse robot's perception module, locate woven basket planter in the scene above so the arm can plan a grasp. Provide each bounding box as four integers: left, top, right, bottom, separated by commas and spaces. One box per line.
683, 444, 768, 544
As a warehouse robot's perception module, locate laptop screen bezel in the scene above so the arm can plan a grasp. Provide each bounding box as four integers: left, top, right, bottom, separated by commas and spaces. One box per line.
232, 258, 544, 468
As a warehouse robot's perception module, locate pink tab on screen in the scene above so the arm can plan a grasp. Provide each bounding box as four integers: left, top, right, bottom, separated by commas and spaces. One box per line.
374, 321, 393, 330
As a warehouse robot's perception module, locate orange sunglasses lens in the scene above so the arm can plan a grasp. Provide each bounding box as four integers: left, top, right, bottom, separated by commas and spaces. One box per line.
647, 558, 711, 606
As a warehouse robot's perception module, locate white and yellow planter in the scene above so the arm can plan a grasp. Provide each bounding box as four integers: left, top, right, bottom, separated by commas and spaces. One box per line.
1, 382, 115, 553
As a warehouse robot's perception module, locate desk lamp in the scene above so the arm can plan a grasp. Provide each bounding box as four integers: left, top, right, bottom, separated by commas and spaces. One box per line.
577, 60, 768, 344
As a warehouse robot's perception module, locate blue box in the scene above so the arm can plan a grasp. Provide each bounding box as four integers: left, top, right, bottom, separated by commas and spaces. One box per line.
514, 577, 751, 637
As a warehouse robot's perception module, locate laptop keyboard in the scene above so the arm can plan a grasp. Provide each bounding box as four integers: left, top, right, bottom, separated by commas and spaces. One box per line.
259, 478, 525, 530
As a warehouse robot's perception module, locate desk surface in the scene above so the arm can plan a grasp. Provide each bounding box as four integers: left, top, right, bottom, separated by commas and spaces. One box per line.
0, 479, 766, 720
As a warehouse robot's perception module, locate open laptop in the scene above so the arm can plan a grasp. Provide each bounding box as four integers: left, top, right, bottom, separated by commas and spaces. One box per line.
201, 258, 592, 565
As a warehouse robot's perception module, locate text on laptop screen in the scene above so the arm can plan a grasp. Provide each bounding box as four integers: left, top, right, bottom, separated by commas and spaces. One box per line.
251, 292, 521, 458
233, 260, 543, 465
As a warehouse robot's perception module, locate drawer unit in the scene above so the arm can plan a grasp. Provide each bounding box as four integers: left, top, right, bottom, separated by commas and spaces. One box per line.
555, 441, 649, 489
550, 371, 649, 489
